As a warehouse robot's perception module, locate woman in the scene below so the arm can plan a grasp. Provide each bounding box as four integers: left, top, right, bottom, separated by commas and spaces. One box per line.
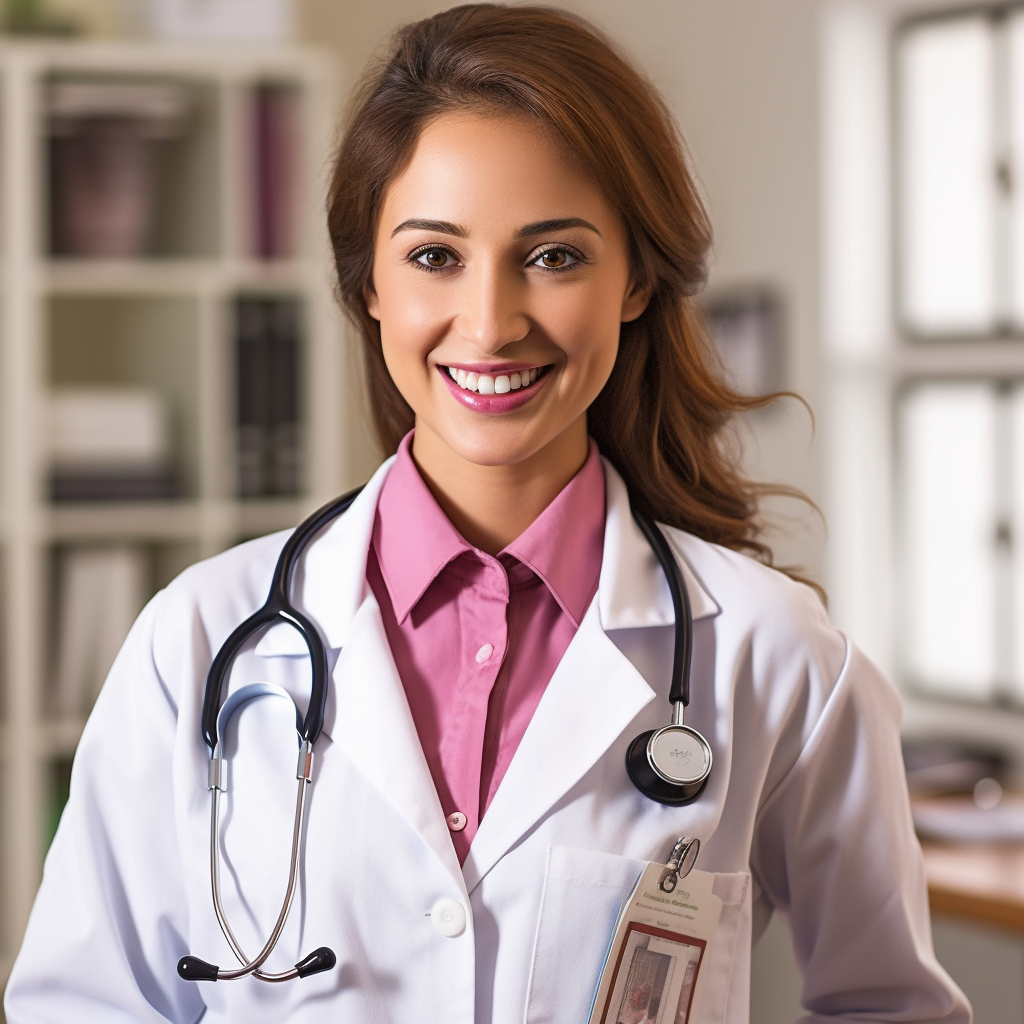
5, 5, 969, 1023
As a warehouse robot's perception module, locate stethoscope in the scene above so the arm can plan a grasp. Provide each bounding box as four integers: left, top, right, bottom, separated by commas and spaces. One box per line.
177, 484, 712, 985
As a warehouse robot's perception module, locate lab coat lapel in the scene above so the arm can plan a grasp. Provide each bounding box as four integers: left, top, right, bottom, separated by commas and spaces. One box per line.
330, 595, 468, 897
462, 459, 718, 893
253, 457, 466, 893
463, 600, 655, 892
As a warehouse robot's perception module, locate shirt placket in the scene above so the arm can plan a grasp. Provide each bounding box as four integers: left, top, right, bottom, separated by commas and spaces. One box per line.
437, 555, 509, 859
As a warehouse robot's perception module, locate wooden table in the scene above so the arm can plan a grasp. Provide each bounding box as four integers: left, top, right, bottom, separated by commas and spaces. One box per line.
920, 840, 1024, 932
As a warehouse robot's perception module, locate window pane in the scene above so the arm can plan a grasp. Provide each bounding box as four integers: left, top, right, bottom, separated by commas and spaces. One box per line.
1008, 14, 1024, 327
899, 18, 996, 334
1011, 387, 1024, 698
900, 384, 997, 697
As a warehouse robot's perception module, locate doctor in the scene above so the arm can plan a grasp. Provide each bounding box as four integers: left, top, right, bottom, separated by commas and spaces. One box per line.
6, 5, 969, 1023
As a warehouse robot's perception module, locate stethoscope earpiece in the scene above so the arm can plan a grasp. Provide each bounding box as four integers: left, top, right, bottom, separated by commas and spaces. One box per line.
625, 724, 712, 807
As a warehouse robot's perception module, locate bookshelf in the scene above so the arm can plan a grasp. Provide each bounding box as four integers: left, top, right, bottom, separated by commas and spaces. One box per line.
0, 39, 345, 994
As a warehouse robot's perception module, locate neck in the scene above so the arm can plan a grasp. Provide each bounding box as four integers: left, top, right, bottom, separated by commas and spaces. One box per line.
410, 425, 589, 555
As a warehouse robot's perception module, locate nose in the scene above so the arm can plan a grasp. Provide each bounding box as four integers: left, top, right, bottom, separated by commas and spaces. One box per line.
454, 261, 529, 352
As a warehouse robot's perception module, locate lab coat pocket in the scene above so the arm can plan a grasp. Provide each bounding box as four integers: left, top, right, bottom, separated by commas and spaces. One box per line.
692, 871, 752, 1024
524, 845, 645, 1024
524, 852, 751, 1024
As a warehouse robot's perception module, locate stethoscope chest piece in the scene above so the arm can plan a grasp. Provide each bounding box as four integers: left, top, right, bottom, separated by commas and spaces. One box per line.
626, 723, 712, 807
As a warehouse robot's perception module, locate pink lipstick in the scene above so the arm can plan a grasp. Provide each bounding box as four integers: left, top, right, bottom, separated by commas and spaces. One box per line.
437, 363, 551, 414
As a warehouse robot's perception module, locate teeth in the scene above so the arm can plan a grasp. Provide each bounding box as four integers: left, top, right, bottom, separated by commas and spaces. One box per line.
447, 366, 544, 394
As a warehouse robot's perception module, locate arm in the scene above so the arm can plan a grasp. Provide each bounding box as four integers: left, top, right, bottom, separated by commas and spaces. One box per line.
750, 641, 971, 1024
4, 591, 205, 1024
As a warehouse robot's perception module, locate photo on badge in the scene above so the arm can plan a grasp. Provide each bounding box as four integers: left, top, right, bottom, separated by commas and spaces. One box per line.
599, 923, 706, 1024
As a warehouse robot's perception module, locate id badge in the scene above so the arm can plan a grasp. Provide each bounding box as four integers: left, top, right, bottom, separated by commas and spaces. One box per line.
586, 838, 721, 1024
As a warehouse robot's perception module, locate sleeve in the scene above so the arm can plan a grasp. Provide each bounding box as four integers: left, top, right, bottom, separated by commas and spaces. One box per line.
3, 589, 205, 1024
750, 640, 972, 1024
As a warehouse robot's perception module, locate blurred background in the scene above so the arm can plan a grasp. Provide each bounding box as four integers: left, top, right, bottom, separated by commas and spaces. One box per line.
0, 0, 1023, 1019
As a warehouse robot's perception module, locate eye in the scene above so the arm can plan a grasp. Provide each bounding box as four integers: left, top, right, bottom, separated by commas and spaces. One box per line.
410, 246, 459, 271
529, 247, 583, 271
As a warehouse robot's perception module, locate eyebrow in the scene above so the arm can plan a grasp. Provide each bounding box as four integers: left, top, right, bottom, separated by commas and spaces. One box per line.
389, 217, 602, 239
516, 218, 601, 238
391, 218, 467, 238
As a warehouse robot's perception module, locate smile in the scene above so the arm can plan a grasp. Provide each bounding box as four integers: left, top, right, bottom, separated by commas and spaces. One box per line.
444, 365, 549, 394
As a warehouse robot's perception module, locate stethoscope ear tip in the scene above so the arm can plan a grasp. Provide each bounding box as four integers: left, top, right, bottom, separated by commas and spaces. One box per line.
177, 955, 220, 982
296, 946, 337, 978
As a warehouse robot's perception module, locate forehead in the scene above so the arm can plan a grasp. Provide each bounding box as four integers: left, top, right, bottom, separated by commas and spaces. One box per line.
377, 110, 619, 230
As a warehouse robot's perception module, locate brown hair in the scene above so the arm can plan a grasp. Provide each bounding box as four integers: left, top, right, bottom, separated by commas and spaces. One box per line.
328, 3, 812, 576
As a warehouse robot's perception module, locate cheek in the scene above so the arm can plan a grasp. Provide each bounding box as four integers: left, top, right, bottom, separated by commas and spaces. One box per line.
377, 279, 452, 343
545, 290, 624, 365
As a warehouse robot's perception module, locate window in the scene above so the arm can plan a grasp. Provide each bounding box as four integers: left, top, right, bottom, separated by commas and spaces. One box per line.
822, 3, 1024, 712
894, 9, 1024, 706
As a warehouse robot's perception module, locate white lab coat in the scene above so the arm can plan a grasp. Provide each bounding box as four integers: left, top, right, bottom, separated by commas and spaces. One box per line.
5, 458, 969, 1024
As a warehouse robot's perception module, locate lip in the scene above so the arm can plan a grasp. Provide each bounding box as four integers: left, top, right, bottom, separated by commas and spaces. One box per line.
436, 363, 551, 414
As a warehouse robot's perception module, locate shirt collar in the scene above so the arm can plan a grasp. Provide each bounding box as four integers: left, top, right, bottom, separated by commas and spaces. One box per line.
502, 438, 604, 627
372, 433, 606, 628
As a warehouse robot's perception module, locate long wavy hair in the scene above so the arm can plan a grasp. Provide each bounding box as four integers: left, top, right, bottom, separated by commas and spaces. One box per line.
327, 3, 812, 577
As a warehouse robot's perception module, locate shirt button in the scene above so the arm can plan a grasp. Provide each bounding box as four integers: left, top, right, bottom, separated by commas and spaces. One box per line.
475, 643, 494, 663
447, 811, 467, 832
430, 898, 467, 937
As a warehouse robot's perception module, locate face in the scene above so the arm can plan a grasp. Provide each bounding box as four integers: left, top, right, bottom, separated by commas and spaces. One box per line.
365, 110, 648, 485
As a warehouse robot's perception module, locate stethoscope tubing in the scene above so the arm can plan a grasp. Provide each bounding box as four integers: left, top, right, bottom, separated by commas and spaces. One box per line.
208, 775, 310, 981
180, 484, 709, 983
200, 487, 364, 753
630, 506, 693, 711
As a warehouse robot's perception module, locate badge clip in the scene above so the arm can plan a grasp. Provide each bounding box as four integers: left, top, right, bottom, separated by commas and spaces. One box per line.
659, 835, 699, 893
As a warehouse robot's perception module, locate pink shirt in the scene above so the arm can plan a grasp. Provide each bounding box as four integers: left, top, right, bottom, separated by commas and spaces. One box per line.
367, 434, 606, 863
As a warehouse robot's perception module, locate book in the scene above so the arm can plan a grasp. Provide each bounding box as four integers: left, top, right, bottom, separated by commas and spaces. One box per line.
234, 296, 303, 497
50, 546, 149, 717
253, 83, 298, 261
45, 387, 176, 502
48, 80, 189, 258
267, 297, 302, 495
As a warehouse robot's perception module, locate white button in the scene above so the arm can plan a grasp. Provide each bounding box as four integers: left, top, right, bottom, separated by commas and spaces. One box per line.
430, 898, 467, 937
447, 811, 467, 832
475, 643, 494, 664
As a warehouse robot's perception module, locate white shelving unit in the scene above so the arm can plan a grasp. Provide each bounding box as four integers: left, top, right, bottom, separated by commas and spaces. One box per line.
0, 39, 345, 991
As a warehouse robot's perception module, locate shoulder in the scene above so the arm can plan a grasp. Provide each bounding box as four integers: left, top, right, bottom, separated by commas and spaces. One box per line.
665, 527, 853, 714
667, 527, 832, 642
165, 529, 289, 616
146, 530, 292, 679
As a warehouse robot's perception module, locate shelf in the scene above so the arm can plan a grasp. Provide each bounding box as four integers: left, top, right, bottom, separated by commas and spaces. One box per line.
45, 501, 202, 541
42, 257, 320, 296
0, 38, 328, 79
44, 498, 304, 542
0, 38, 342, 992
236, 497, 307, 537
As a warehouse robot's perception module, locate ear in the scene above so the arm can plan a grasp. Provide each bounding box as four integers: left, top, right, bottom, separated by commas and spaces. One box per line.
363, 279, 381, 321
621, 278, 652, 323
